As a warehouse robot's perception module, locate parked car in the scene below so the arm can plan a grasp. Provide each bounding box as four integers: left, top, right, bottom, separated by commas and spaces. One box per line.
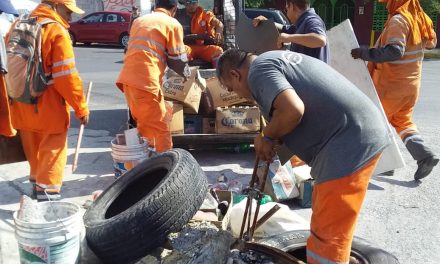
244, 8, 289, 26
69, 11, 131, 47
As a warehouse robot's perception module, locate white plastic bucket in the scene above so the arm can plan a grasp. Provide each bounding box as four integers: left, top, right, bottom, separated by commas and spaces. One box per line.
13, 202, 82, 264
111, 138, 150, 178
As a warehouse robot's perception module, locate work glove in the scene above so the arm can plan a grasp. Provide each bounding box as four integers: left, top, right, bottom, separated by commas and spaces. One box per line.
79, 115, 89, 126
351, 48, 365, 60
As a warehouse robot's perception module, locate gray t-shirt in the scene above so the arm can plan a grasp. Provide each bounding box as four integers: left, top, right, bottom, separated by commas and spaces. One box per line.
248, 50, 389, 184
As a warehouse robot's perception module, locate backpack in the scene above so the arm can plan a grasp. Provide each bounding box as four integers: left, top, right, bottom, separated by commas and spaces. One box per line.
5, 15, 56, 104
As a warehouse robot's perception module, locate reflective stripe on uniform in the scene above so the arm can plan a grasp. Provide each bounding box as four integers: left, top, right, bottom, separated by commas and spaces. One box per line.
167, 53, 188, 61
307, 250, 349, 264
52, 57, 75, 67
129, 36, 166, 52
399, 128, 418, 137
52, 68, 77, 78
129, 44, 166, 64
404, 133, 422, 145
388, 57, 422, 64
167, 45, 187, 54
35, 183, 62, 190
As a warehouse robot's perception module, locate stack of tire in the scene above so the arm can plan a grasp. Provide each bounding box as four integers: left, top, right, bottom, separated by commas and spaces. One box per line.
84, 149, 208, 263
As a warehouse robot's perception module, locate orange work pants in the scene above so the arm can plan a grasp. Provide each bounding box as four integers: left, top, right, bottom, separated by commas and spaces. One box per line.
187, 44, 223, 67
378, 89, 418, 140
0, 75, 16, 137
307, 154, 381, 264
20, 130, 67, 193
123, 85, 172, 152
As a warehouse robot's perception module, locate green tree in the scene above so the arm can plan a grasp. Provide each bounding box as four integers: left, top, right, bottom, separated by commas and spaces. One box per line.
420, 0, 440, 13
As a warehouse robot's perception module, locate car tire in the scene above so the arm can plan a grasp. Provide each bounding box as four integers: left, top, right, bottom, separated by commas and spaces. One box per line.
258, 230, 400, 264
68, 32, 76, 46
119, 32, 129, 47
83, 148, 208, 263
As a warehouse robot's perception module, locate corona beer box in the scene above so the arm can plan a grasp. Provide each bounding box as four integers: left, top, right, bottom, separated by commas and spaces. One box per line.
162, 67, 205, 114
206, 77, 249, 108
216, 106, 260, 134
165, 101, 184, 134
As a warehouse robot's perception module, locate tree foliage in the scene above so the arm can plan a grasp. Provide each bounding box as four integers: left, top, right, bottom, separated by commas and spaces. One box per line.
244, 0, 274, 8
420, 0, 440, 14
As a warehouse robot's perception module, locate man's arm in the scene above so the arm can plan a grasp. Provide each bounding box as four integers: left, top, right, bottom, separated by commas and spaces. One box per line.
351, 44, 403, 62
255, 88, 304, 162
166, 24, 190, 78
278, 32, 326, 48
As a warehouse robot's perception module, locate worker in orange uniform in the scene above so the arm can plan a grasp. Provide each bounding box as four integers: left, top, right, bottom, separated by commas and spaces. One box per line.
351, 0, 438, 181
217, 49, 389, 264
0, 1, 18, 138
176, 0, 223, 67
8, 0, 89, 201
116, 0, 190, 152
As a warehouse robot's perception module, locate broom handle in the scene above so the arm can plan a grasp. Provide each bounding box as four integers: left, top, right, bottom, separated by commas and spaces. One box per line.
72, 81, 93, 173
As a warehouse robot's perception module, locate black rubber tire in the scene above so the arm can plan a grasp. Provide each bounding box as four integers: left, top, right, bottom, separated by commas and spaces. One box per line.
119, 32, 129, 47
83, 148, 208, 263
258, 230, 400, 264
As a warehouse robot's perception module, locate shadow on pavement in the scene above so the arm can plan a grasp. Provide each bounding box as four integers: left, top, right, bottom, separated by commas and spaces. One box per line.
373, 175, 421, 188
70, 109, 128, 136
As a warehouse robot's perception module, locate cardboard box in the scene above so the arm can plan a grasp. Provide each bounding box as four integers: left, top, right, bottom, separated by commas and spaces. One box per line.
198, 91, 215, 115
184, 114, 203, 134
162, 67, 204, 114
198, 69, 217, 79
206, 77, 249, 108
257, 158, 300, 202
216, 107, 261, 134
191, 190, 232, 230
202, 118, 216, 134
166, 101, 184, 134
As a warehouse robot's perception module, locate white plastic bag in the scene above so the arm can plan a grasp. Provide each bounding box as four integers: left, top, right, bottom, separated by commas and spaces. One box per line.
229, 199, 309, 238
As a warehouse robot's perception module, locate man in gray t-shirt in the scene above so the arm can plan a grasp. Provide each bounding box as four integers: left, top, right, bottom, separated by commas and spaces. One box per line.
216, 49, 389, 264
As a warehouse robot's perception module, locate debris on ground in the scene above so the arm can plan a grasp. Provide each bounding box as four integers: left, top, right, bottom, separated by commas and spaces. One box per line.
227, 248, 275, 264
137, 222, 234, 264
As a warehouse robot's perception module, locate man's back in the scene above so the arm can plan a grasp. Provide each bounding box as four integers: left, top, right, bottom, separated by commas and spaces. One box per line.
248, 50, 388, 183
118, 9, 186, 91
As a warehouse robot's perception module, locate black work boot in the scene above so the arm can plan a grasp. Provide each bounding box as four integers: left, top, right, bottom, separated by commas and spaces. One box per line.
36, 191, 62, 202
414, 156, 439, 181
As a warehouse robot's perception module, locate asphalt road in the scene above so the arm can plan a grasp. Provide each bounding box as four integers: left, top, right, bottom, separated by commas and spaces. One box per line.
0, 44, 439, 263
72, 45, 440, 263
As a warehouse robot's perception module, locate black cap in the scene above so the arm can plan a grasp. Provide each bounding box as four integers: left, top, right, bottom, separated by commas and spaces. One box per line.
156, 0, 179, 8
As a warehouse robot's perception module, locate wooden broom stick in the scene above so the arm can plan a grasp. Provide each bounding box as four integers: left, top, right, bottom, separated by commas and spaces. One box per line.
72, 81, 93, 173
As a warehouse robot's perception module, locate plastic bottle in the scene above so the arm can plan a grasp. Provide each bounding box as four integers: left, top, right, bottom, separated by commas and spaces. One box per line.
218, 143, 251, 153
232, 194, 273, 205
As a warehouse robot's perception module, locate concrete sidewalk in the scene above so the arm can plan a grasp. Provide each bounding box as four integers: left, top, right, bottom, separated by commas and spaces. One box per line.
0, 128, 258, 264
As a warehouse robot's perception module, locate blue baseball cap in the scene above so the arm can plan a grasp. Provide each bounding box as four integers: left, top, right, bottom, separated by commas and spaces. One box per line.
0, 0, 19, 16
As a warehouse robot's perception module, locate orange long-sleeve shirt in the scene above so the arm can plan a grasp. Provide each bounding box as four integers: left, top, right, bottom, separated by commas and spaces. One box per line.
10, 4, 88, 134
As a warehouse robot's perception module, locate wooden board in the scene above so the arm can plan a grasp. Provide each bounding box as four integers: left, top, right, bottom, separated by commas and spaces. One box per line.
327, 20, 405, 174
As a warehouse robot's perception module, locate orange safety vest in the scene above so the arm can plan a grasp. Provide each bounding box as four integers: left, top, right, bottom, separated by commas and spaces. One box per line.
368, 14, 437, 97
116, 8, 187, 94
9, 4, 88, 134
191, 6, 216, 37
